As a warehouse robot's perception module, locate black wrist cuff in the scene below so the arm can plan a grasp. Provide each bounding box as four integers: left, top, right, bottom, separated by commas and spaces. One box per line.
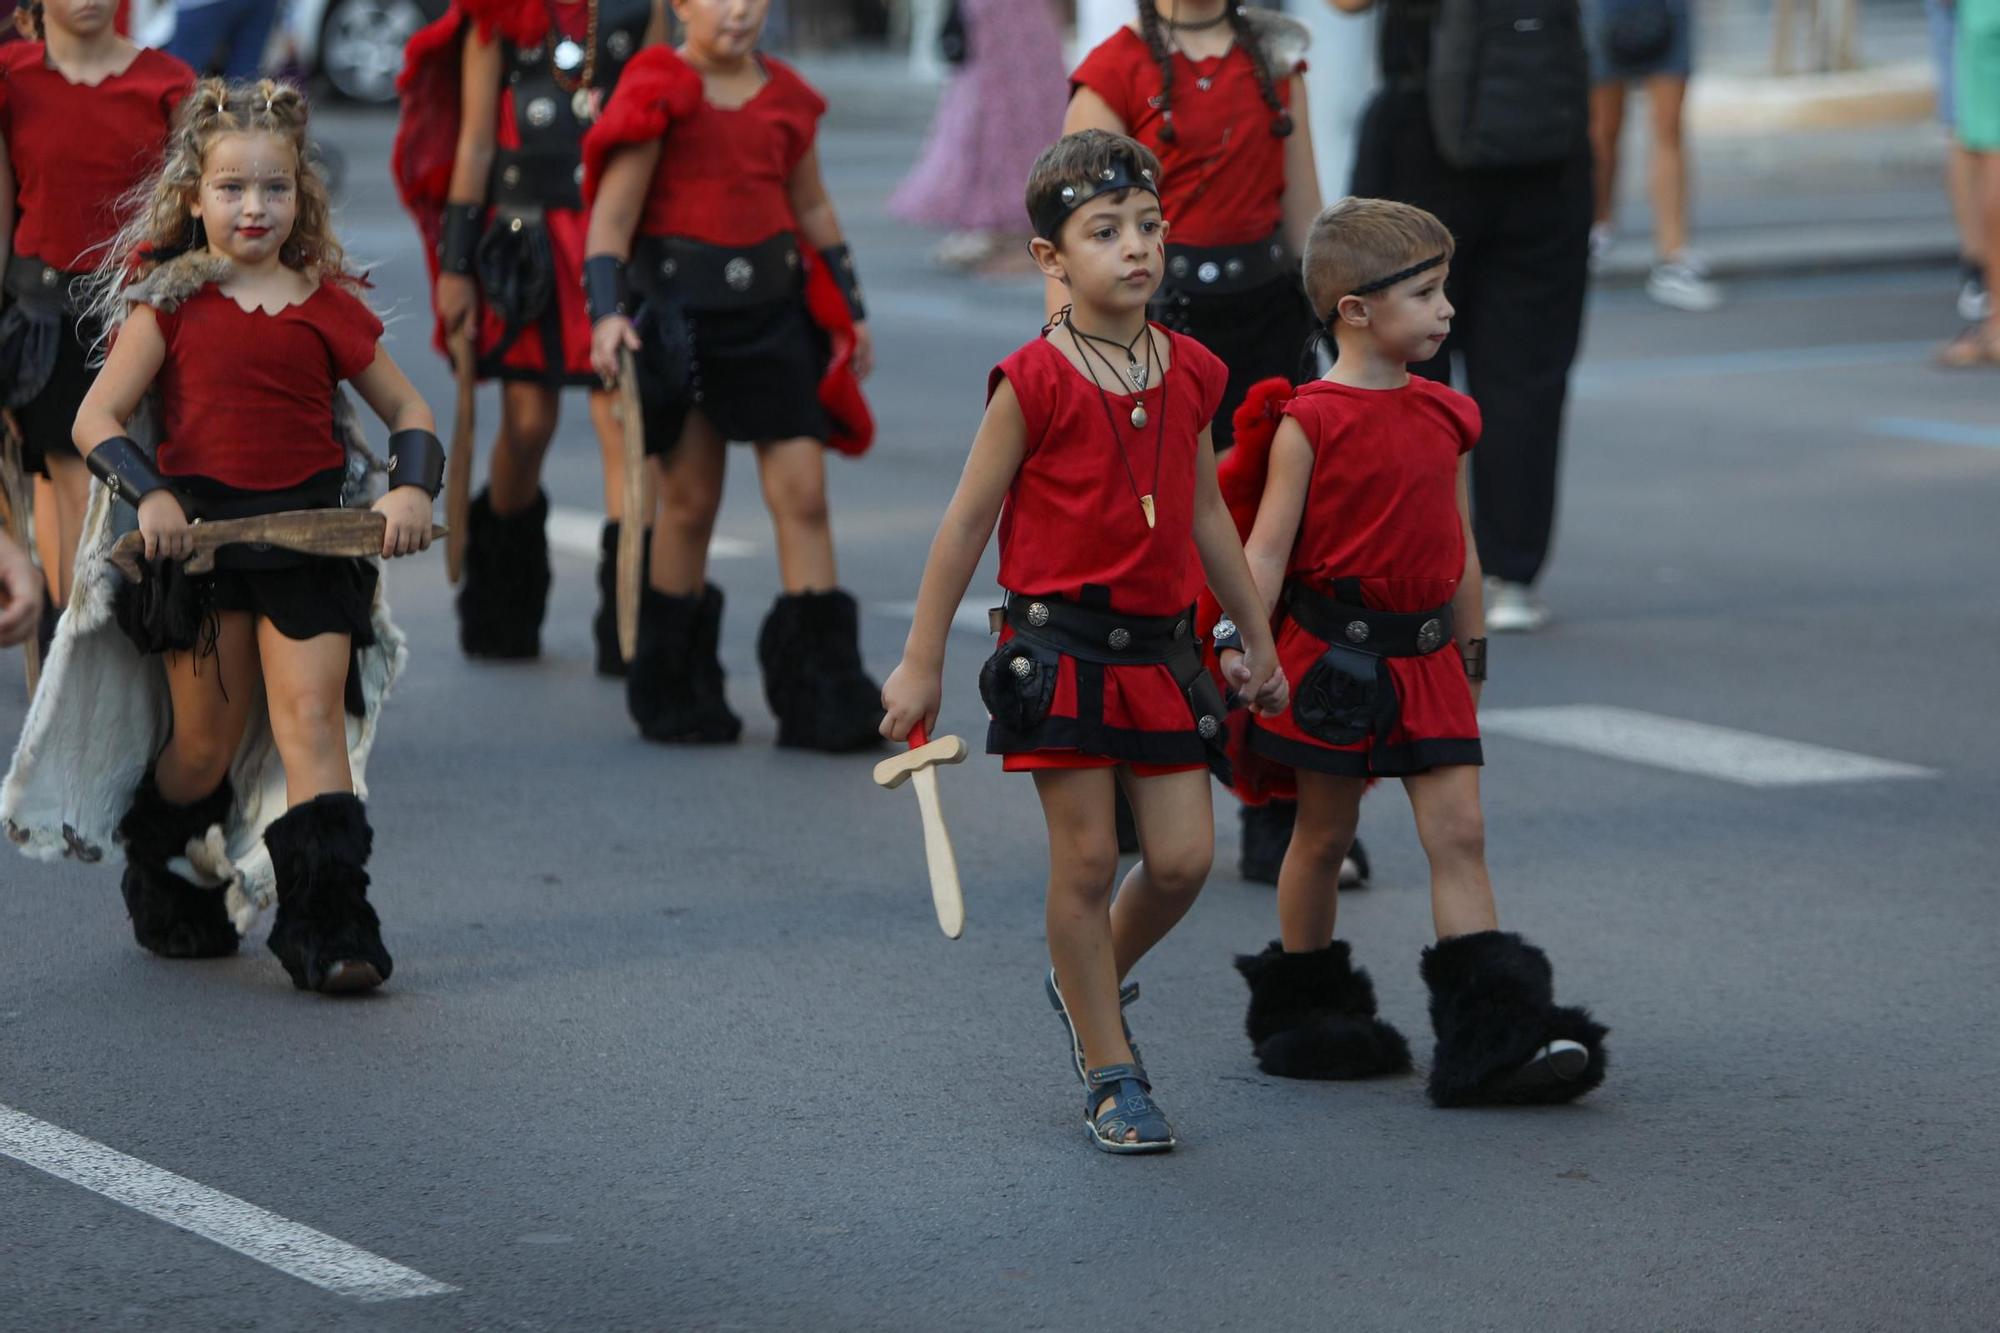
439, 203, 484, 276
1462, 637, 1487, 682
385, 429, 447, 498
86, 435, 168, 506
819, 243, 865, 321
583, 254, 630, 323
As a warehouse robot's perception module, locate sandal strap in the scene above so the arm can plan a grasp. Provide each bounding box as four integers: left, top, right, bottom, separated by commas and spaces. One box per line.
1084, 1062, 1150, 1093
1085, 1064, 1173, 1145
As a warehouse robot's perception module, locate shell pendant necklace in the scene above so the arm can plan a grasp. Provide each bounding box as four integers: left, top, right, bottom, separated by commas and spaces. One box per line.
1067, 315, 1168, 529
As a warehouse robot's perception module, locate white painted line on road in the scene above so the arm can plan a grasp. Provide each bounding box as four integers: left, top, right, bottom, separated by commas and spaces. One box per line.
0, 1103, 457, 1303
876, 599, 993, 636
547, 505, 754, 560
1867, 417, 2000, 450
1480, 705, 1936, 787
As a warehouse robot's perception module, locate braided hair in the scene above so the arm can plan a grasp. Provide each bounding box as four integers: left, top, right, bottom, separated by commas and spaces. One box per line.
1134, 4, 1293, 145
13, 0, 45, 41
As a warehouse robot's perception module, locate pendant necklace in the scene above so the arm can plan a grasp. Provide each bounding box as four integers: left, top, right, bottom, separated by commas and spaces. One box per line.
1068, 320, 1153, 395
548, 0, 602, 122
1066, 316, 1168, 529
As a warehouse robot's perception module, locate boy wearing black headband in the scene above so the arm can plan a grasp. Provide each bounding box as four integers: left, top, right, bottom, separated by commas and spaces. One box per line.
1218, 197, 1610, 1106
880, 130, 1287, 1154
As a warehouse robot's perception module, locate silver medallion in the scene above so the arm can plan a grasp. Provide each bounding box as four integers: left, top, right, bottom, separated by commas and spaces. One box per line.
1026, 601, 1051, 628
572, 87, 596, 122
501, 164, 522, 187
525, 96, 557, 128
518, 43, 544, 64
1197, 261, 1221, 284
724, 257, 755, 291
553, 39, 584, 71
1108, 628, 1132, 651
1009, 655, 1033, 679
1130, 404, 1148, 430
1197, 76, 1213, 92
1198, 715, 1221, 740
1344, 620, 1371, 644
1416, 618, 1445, 653
1169, 255, 1189, 278
1225, 258, 1244, 279
607, 30, 634, 58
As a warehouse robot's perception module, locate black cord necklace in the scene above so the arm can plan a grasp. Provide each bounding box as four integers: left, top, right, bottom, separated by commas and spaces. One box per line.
1062, 311, 1168, 530
1067, 320, 1153, 392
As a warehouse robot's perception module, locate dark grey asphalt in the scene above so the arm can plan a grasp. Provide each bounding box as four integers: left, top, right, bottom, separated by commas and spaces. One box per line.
1, 84, 1996, 1333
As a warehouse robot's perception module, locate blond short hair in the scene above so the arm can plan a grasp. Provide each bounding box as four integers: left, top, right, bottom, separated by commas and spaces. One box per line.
1302, 197, 1456, 319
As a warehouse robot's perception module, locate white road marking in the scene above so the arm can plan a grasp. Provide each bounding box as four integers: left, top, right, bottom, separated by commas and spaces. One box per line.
0, 1103, 457, 1303
546, 505, 754, 560
875, 599, 994, 636
1479, 705, 1935, 787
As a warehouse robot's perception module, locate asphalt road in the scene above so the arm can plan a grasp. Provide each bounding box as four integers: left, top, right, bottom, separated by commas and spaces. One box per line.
1, 93, 1996, 1333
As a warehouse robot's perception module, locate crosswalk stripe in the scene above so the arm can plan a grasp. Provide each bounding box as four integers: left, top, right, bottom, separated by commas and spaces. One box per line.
1479, 705, 1935, 787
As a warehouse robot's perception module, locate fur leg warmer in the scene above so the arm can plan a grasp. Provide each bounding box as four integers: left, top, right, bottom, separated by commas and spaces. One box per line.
115, 769, 239, 959
755, 589, 884, 753
626, 583, 742, 743
456, 488, 550, 660
593, 521, 652, 679
1238, 800, 1296, 885
1234, 940, 1412, 1079
263, 793, 393, 993
1420, 931, 1608, 1107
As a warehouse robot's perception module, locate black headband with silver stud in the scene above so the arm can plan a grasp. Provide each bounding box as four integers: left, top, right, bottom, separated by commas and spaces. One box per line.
1031, 160, 1161, 242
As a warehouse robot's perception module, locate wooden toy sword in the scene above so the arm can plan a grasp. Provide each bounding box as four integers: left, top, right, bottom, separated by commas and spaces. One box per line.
872, 722, 969, 939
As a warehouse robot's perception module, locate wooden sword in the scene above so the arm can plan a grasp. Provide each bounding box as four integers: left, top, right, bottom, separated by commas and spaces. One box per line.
614, 345, 647, 666
872, 722, 969, 939
108, 509, 448, 581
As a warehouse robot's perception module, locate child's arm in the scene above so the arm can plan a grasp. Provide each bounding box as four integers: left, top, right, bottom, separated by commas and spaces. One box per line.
642, 0, 668, 45
435, 29, 504, 338
786, 146, 872, 379
1194, 428, 1289, 716
1279, 74, 1323, 262
878, 382, 1030, 741
1450, 456, 1485, 706
73, 306, 194, 561
584, 139, 661, 383
350, 351, 442, 559
0, 137, 15, 282
1241, 417, 1314, 617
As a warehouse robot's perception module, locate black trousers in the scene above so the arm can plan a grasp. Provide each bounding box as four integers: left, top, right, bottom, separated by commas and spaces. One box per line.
1352, 90, 1592, 586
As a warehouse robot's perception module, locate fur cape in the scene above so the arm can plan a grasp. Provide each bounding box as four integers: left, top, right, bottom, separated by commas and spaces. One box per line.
0, 255, 409, 933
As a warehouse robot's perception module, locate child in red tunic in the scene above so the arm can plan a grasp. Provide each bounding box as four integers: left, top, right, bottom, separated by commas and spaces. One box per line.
581, 0, 880, 753
1067, 2, 1342, 888
881, 131, 1287, 1154
1226, 197, 1608, 1106
0, 0, 191, 634
394, 0, 663, 670
70, 80, 445, 995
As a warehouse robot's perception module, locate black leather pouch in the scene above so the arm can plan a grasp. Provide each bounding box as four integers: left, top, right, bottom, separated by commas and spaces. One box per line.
1292, 642, 1388, 746
979, 638, 1059, 733
475, 214, 555, 331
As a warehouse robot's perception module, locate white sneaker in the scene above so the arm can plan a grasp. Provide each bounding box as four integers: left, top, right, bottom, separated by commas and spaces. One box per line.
1588, 223, 1615, 269
1958, 263, 1992, 324
1647, 252, 1723, 312
1485, 580, 1549, 633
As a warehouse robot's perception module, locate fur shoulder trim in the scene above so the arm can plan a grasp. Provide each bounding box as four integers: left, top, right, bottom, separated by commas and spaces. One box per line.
1240, 8, 1310, 75
582, 47, 705, 205
123, 254, 235, 313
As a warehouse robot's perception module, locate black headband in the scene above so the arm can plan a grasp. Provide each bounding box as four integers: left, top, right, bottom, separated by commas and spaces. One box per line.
1031, 160, 1161, 242
1349, 251, 1447, 296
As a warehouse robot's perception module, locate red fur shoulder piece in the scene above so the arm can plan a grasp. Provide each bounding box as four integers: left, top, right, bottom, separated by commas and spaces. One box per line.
460, 0, 549, 47
581, 47, 706, 206
1219, 376, 1295, 539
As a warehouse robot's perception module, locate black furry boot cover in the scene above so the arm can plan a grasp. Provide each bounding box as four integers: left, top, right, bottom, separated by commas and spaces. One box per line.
115, 769, 239, 958
756, 589, 884, 752
1238, 800, 1296, 884
1420, 931, 1608, 1107
263, 793, 393, 993
1234, 940, 1412, 1079
456, 488, 551, 660
626, 583, 742, 743
593, 521, 653, 678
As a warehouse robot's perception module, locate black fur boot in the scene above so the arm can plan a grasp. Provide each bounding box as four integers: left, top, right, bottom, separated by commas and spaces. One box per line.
456, 488, 551, 660
115, 769, 239, 958
263, 793, 393, 993
1234, 940, 1412, 1079
1238, 800, 1295, 884
1420, 930, 1608, 1107
36, 586, 60, 663
755, 589, 884, 752
592, 521, 652, 678
626, 583, 742, 743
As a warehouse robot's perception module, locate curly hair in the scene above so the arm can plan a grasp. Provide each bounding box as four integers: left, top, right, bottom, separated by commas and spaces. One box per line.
85, 78, 354, 327
1134, 3, 1291, 144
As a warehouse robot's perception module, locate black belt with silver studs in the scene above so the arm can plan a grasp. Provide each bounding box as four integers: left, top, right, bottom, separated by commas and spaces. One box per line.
1283, 580, 1455, 658
1155, 233, 1294, 300
999, 593, 1200, 666
628, 234, 803, 311
3, 254, 86, 314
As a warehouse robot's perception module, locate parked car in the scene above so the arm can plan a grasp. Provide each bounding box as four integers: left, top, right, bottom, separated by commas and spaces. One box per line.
90, 0, 442, 104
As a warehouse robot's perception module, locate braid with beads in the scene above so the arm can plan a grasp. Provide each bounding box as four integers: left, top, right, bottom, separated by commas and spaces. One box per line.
1134, 1, 1180, 143
1228, 7, 1294, 138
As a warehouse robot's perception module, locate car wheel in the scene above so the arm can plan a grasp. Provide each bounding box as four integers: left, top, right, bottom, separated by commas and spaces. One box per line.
319, 0, 429, 104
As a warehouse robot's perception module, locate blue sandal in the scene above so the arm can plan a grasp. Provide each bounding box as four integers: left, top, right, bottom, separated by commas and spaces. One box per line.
1084, 1063, 1176, 1154
1046, 967, 1142, 1084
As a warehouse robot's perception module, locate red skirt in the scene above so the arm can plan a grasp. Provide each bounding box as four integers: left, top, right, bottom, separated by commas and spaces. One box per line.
985, 626, 1218, 774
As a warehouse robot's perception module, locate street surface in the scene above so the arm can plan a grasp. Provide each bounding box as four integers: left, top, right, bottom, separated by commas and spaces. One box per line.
1, 91, 1996, 1332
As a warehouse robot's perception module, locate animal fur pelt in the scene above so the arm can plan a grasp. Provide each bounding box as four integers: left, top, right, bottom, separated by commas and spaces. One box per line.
1421, 931, 1609, 1107
1239, 8, 1312, 79
1, 255, 408, 934
1235, 940, 1413, 1080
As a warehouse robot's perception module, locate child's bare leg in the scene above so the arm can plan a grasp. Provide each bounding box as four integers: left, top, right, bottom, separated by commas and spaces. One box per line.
485, 382, 559, 515
1645, 74, 1692, 259
155, 611, 261, 802
753, 436, 836, 593
647, 413, 726, 595
42, 453, 90, 607
589, 387, 648, 524
1277, 770, 1368, 951
1108, 767, 1214, 979
1587, 81, 1627, 229
255, 623, 355, 805
1402, 764, 1499, 939
1036, 767, 1133, 1069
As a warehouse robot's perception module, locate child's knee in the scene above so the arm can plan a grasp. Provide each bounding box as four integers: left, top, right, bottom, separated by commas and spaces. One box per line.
658, 476, 723, 530
271, 688, 346, 746
1049, 839, 1121, 904
163, 732, 236, 792
1288, 807, 1357, 873
499, 393, 559, 452
1140, 841, 1212, 902
1421, 800, 1486, 864
761, 466, 829, 528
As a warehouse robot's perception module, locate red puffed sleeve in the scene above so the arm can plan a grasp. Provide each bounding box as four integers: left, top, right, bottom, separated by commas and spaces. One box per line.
1417, 378, 1482, 455
581, 47, 706, 206
316, 283, 387, 381
1069, 30, 1140, 125
759, 56, 826, 175
1179, 333, 1230, 433
989, 342, 1053, 457
460, 0, 548, 47
147, 49, 197, 117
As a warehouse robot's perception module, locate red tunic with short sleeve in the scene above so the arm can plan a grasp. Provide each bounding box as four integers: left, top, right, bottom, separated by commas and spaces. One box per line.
633, 53, 823, 245
1069, 27, 1298, 248
0, 45, 193, 272
151, 281, 384, 491
1248, 376, 1485, 776
987, 328, 1228, 770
